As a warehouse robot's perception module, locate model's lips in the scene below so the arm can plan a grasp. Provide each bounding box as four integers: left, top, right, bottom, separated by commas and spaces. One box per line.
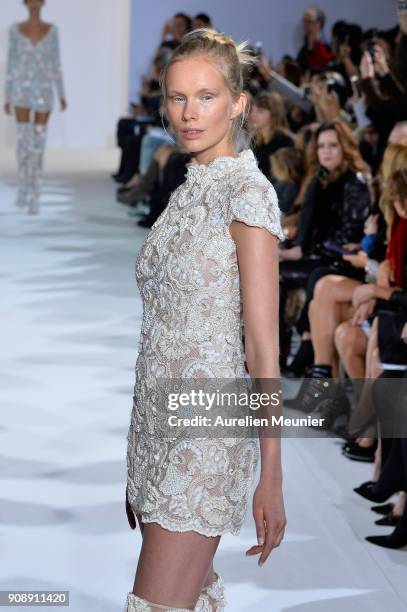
181, 129, 204, 139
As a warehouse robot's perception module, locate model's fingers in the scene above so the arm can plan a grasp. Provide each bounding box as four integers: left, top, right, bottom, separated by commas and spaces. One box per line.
245, 544, 263, 556
253, 507, 266, 547
258, 512, 286, 566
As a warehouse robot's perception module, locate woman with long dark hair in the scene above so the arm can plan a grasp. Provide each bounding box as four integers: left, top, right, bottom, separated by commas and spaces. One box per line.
279, 121, 370, 379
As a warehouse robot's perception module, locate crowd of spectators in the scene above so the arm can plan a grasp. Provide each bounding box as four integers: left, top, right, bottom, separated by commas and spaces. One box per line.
112, 6, 407, 549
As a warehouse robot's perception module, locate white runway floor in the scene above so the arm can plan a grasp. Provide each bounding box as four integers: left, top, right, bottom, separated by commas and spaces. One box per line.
1, 150, 406, 612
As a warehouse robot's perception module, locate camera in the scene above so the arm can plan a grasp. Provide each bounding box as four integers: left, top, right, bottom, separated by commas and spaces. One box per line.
364, 28, 378, 61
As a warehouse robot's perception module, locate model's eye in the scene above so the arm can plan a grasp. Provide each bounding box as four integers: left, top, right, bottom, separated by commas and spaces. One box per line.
172, 96, 185, 103
201, 95, 213, 101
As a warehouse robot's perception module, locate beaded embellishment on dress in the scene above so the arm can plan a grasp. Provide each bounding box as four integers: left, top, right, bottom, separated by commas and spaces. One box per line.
127, 149, 284, 537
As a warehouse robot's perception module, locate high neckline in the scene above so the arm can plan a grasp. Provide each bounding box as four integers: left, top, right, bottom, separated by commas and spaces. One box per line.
186, 149, 256, 180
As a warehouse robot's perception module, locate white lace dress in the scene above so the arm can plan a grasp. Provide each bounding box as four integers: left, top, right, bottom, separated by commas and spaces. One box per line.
5, 23, 65, 112
126, 149, 285, 536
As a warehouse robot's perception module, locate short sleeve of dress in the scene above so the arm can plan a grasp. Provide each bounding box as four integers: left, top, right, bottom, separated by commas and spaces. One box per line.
228, 179, 286, 241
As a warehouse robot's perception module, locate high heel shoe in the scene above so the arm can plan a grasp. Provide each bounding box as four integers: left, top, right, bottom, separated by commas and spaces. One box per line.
342, 440, 377, 462
375, 513, 400, 526
365, 532, 407, 549
353, 480, 400, 503
371, 503, 395, 515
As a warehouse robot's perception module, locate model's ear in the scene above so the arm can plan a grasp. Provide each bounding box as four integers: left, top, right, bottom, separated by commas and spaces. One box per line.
231, 92, 247, 120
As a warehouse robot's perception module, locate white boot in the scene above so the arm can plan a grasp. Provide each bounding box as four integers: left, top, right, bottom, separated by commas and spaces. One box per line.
199, 573, 226, 611
15, 122, 32, 209
124, 592, 193, 611
27, 123, 48, 215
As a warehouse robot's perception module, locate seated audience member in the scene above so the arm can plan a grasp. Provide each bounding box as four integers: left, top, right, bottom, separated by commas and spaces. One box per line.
310, 155, 407, 436
248, 92, 294, 179
297, 6, 334, 73
359, 124, 383, 176
192, 13, 213, 29
357, 399, 407, 549
279, 121, 370, 373
270, 147, 304, 214
160, 13, 192, 50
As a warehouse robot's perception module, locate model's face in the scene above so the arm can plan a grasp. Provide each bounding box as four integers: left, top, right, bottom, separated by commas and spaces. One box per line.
317, 129, 344, 171
165, 56, 243, 159
249, 105, 271, 131
25, 0, 44, 10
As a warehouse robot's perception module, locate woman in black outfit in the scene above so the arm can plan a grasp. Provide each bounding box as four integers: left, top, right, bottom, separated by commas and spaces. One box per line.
279, 121, 371, 371
249, 92, 294, 179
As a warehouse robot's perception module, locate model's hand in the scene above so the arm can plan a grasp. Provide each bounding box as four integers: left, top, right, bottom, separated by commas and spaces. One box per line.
60, 98, 67, 111
4, 103, 11, 115
126, 486, 137, 530
401, 322, 407, 344
246, 482, 286, 566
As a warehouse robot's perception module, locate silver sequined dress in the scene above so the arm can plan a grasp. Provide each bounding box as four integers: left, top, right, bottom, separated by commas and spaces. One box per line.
5, 23, 65, 112
126, 149, 285, 536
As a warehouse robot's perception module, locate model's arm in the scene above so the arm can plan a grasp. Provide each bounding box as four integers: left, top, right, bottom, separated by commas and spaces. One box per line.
4, 26, 17, 113
228, 181, 286, 567
51, 26, 66, 108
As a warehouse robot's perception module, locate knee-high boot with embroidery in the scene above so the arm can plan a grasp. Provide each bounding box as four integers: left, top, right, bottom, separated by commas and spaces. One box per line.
199, 572, 226, 611
15, 122, 32, 208
27, 123, 48, 214
123, 593, 193, 611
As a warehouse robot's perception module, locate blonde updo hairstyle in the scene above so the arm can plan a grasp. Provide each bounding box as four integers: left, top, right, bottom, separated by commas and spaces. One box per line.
159, 28, 256, 146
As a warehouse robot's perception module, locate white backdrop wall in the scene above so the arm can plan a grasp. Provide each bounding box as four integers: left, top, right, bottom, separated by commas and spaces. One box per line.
130, 0, 396, 101
0, 0, 130, 149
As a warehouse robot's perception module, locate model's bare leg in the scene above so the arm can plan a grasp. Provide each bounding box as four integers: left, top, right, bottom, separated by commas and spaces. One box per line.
310, 275, 361, 374
14, 107, 31, 208
129, 515, 222, 610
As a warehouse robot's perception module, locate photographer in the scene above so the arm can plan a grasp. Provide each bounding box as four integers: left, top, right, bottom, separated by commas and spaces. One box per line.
360, 8, 407, 143
297, 7, 334, 73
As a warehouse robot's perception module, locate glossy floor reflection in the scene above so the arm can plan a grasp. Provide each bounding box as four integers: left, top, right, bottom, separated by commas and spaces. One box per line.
0, 152, 406, 611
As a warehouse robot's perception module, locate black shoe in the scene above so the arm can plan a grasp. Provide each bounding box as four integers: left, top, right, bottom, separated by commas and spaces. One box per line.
311, 384, 351, 431
371, 503, 395, 515
343, 440, 377, 462
353, 478, 397, 502
282, 340, 314, 378
284, 377, 333, 412
333, 423, 354, 441
365, 533, 407, 549
375, 513, 400, 526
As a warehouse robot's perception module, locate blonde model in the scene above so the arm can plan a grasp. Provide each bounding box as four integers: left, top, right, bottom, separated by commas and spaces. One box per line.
125, 29, 286, 611
4, 0, 66, 214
